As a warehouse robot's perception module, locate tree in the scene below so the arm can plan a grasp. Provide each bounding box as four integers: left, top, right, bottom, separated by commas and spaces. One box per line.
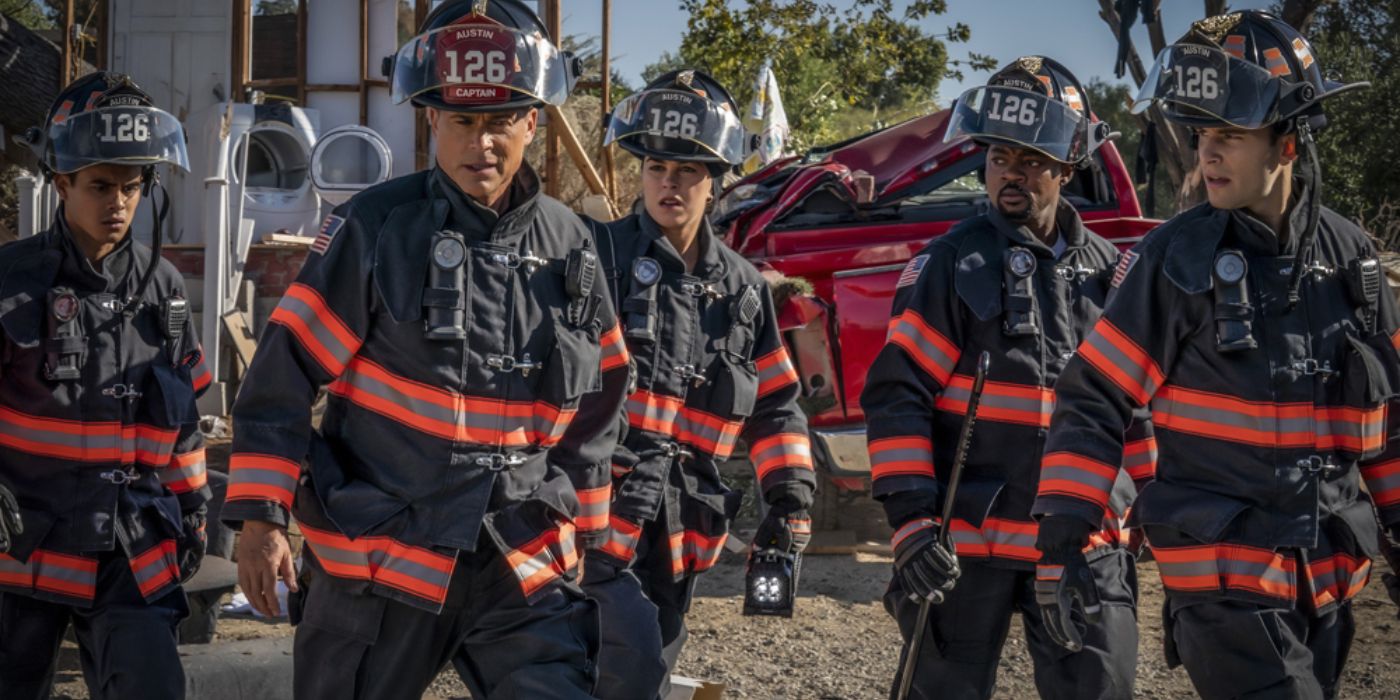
670, 0, 988, 150
0, 0, 55, 29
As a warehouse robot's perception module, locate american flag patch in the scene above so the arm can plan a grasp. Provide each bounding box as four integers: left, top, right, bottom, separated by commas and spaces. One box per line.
1111, 250, 1140, 288
311, 215, 345, 255
897, 254, 929, 289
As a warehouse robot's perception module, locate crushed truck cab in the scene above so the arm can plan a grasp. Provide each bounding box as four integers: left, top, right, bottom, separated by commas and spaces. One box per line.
715, 108, 1160, 493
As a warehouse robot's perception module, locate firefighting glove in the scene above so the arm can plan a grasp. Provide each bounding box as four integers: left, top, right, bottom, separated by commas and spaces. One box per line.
1383, 526, 1400, 618
1035, 515, 1102, 652
753, 506, 812, 556
892, 518, 959, 604
0, 482, 22, 554
177, 507, 208, 583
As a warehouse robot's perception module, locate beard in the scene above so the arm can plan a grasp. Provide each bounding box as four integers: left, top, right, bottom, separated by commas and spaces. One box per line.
995, 183, 1034, 222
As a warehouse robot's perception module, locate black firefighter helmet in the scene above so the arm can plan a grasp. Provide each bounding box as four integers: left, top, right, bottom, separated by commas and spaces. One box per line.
945, 55, 1110, 166
603, 69, 747, 177
390, 0, 577, 113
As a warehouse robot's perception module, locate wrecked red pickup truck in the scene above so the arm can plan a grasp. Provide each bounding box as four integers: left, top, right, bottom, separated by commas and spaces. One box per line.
715, 108, 1161, 504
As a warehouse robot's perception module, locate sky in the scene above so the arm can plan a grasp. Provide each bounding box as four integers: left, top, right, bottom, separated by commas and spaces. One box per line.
556, 0, 1278, 104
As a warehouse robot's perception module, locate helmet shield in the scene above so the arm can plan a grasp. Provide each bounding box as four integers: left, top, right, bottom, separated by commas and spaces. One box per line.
46, 105, 189, 174
944, 85, 1089, 163
1132, 44, 1281, 128
391, 19, 568, 109
604, 88, 747, 165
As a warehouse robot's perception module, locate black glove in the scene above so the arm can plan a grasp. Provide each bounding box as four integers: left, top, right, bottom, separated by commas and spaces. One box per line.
1035, 515, 1102, 652
0, 482, 22, 554
1383, 526, 1400, 618
892, 517, 959, 604
753, 507, 812, 555
177, 508, 207, 583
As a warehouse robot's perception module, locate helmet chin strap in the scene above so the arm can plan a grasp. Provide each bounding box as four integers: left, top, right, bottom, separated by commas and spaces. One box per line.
123, 170, 168, 319
1285, 118, 1322, 309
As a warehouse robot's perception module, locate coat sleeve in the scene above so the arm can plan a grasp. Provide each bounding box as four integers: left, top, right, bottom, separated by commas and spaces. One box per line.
859, 246, 965, 528
224, 209, 372, 528
1359, 255, 1400, 529
741, 286, 816, 512
550, 276, 632, 549
1033, 244, 1196, 526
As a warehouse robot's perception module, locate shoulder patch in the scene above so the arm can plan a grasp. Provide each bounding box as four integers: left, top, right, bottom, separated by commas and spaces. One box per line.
1110, 250, 1140, 288
311, 214, 345, 256
897, 254, 929, 289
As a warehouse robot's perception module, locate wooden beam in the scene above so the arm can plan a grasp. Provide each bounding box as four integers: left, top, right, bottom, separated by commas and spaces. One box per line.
305, 84, 363, 92
414, 0, 429, 172
296, 0, 308, 106
97, 0, 108, 71
231, 0, 250, 102
359, 0, 369, 125
61, 0, 74, 86
543, 0, 561, 197
546, 104, 615, 218
600, 0, 617, 204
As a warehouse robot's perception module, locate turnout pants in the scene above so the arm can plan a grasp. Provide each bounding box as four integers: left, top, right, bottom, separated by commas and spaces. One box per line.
0, 551, 189, 700
590, 517, 699, 700
1166, 596, 1354, 700
885, 551, 1138, 700
296, 545, 599, 700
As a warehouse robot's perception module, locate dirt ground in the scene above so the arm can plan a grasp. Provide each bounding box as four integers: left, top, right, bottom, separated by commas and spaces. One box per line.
46, 443, 1400, 699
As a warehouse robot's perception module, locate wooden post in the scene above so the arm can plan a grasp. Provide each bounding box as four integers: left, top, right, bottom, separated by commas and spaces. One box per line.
97, 0, 109, 71
415, 0, 429, 171
543, 0, 561, 197
296, 0, 308, 106
231, 0, 250, 102
61, 0, 74, 86
600, 0, 617, 204
359, 0, 370, 125
546, 104, 615, 218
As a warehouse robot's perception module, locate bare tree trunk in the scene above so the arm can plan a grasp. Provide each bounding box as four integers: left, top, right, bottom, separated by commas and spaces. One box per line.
1281, 0, 1332, 33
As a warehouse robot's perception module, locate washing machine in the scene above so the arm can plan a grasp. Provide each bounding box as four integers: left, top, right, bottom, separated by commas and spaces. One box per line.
310, 124, 394, 210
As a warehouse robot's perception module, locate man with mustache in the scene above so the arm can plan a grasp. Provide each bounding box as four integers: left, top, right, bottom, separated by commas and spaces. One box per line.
861, 57, 1148, 699
1037, 11, 1400, 699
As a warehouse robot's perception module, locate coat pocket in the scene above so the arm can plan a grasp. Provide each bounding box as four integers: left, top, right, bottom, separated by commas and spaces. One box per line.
708, 357, 758, 418
1127, 480, 1249, 544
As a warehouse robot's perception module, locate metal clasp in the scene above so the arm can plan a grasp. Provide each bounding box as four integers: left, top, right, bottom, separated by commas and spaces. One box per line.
99, 468, 139, 485
1297, 455, 1341, 475
661, 442, 694, 461
671, 363, 708, 387
1291, 358, 1335, 377
681, 282, 723, 301
486, 352, 538, 377
491, 251, 548, 271
101, 384, 143, 400
475, 453, 527, 471
1054, 265, 1095, 282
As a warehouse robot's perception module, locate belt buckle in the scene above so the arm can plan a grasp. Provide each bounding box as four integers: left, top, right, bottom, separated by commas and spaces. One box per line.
476, 453, 526, 472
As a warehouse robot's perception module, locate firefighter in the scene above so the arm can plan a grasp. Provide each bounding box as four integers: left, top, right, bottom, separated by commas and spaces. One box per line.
1036, 11, 1400, 699
223, 2, 631, 698
0, 72, 212, 700
861, 57, 1148, 700
578, 69, 817, 699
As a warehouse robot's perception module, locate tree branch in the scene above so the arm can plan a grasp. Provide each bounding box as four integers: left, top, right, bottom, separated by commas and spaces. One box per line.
1280, 0, 1332, 32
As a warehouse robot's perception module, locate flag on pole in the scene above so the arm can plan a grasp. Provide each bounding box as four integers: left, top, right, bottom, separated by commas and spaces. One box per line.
743, 59, 789, 174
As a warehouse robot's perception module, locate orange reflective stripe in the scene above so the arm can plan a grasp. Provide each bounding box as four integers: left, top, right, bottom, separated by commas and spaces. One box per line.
227, 453, 300, 511
0, 405, 178, 467
329, 356, 575, 448
269, 283, 363, 376
599, 322, 630, 373
754, 346, 799, 398
599, 515, 642, 562
1123, 437, 1158, 483
1153, 543, 1296, 599
574, 484, 611, 533
1263, 47, 1290, 77
506, 521, 578, 599
948, 517, 1040, 562
129, 540, 180, 599
869, 436, 935, 481
301, 523, 458, 605
1223, 35, 1247, 59
1152, 385, 1386, 452
669, 529, 726, 575
162, 448, 209, 494
890, 518, 936, 549
938, 375, 1053, 427
1039, 452, 1118, 508
626, 390, 742, 458
886, 308, 960, 385
191, 352, 213, 392
1078, 319, 1164, 406
1362, 459, 1400, 508
0, 550, 98, 600
1391, 329, 1400, 352
1306, 553, 1370, 609
750, 433, 813, 482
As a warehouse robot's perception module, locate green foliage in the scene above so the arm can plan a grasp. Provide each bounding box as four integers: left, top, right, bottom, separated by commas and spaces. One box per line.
669, 0, 981, 151
1084, 78, 1173, 218
561, 33, 635, 105
0, 0, 54, 29
1300, 0, 1400, 247
255, 0, 298, 15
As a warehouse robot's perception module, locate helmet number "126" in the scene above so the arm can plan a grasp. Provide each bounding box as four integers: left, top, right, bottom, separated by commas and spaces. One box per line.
649, 109, 699, 139
98, 112, 150, 143
1174, 66, 1220, 100
986, 92, 1038, 126
444, 50, 508, 84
